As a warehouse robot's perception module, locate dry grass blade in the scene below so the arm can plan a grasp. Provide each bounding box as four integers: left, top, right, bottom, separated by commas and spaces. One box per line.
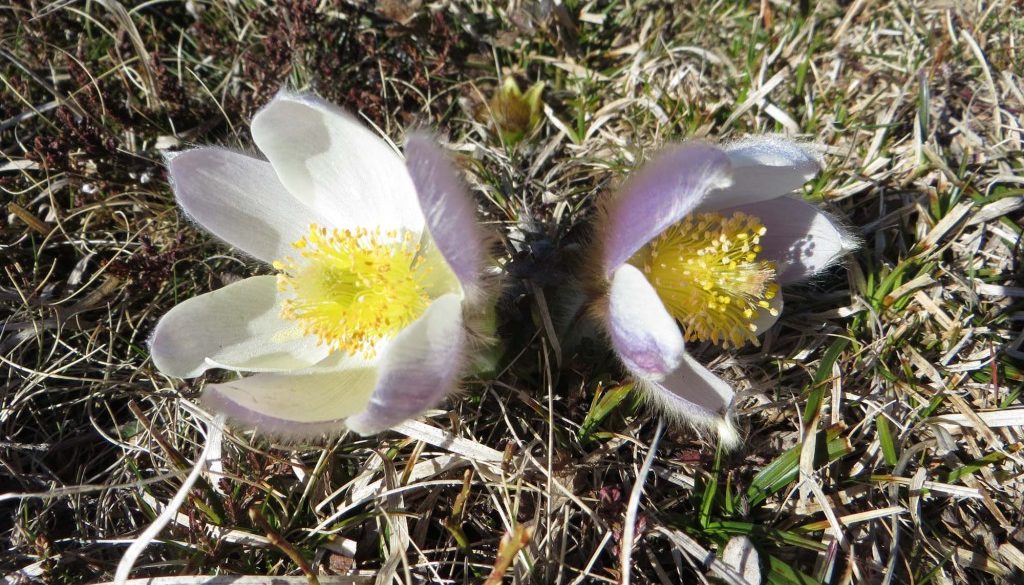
620, 418, 664, 585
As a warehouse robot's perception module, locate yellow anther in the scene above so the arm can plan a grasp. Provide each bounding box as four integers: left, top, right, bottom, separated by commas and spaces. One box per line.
274, 224, 430, 357
630, 211, 778, 348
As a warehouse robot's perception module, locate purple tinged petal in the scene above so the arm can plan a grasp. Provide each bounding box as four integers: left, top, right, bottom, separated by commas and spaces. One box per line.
606, 264, 685, 379
601, 143, 733, 275
699, 136, 821, 211
640, 353, 737, 445
150, 276, 328, 378
726, 196, 853, 283
646, 353, 734, 419
346, 294, 466, 435
168, 148, 330, 263
404, 134, 484, 295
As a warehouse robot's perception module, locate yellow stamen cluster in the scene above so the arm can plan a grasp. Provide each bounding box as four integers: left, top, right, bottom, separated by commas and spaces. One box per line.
273, 225, 431, 357
631, 211, 779, 348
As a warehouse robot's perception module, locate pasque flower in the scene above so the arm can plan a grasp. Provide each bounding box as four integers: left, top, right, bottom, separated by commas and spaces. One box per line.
150, 93, 486, 438
593, 137, 853, 444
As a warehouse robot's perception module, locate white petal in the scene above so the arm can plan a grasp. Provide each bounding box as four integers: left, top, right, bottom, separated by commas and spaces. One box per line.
729, 196, 854, 283
168, 148, 331, 263
346, 293, 466, 435
642, 353, 734, 428
202, 352, 379, 439
606, 264, 685, 379
151, 276, 329, 378
700, 136, 820, 211
251, 92, 424, 233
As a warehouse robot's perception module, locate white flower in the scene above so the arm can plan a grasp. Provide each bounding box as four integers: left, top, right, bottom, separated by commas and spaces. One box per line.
594, 137, 856, 445
150, 93, 485, 438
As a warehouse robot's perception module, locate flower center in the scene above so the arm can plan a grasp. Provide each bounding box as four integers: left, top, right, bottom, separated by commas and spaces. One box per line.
273, 225, 431, 357
630, 211, 779, 348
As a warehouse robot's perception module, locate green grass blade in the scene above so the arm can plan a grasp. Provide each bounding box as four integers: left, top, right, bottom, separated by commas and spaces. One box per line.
802, 338, 850, 423
744, 428, 852, 509
578, 382, 634, 442
768, 555, 823, 585
876, 414, 899, 467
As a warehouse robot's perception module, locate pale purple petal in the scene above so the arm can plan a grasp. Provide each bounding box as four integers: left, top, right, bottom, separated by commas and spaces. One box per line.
202, 352, 379, 439
404, 134, 484, 294
606, 264, 684, 379
642, 353, 735, 423
726, 196, 852, 283
346, 293, 465, 435
168, 148, 330, 263
700, 136, 820, 211
601, 143, 733, 275
251, 92, 424, 233
151, 276, 329, 378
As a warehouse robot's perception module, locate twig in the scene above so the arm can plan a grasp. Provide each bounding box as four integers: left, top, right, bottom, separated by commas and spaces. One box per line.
249, 507, 320, 585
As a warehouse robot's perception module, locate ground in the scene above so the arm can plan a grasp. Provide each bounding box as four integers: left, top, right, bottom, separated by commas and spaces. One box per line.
2, 1, 1023, 584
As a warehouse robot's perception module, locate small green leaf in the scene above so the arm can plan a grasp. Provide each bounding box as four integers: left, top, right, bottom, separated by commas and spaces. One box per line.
192, 497, 222, 525
768, 555, 822, 585
946, 445, 1019, 484
578, 382, 633, 442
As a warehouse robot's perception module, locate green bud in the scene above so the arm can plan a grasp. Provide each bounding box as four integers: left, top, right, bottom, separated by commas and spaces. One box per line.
487, 78, 544, 145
